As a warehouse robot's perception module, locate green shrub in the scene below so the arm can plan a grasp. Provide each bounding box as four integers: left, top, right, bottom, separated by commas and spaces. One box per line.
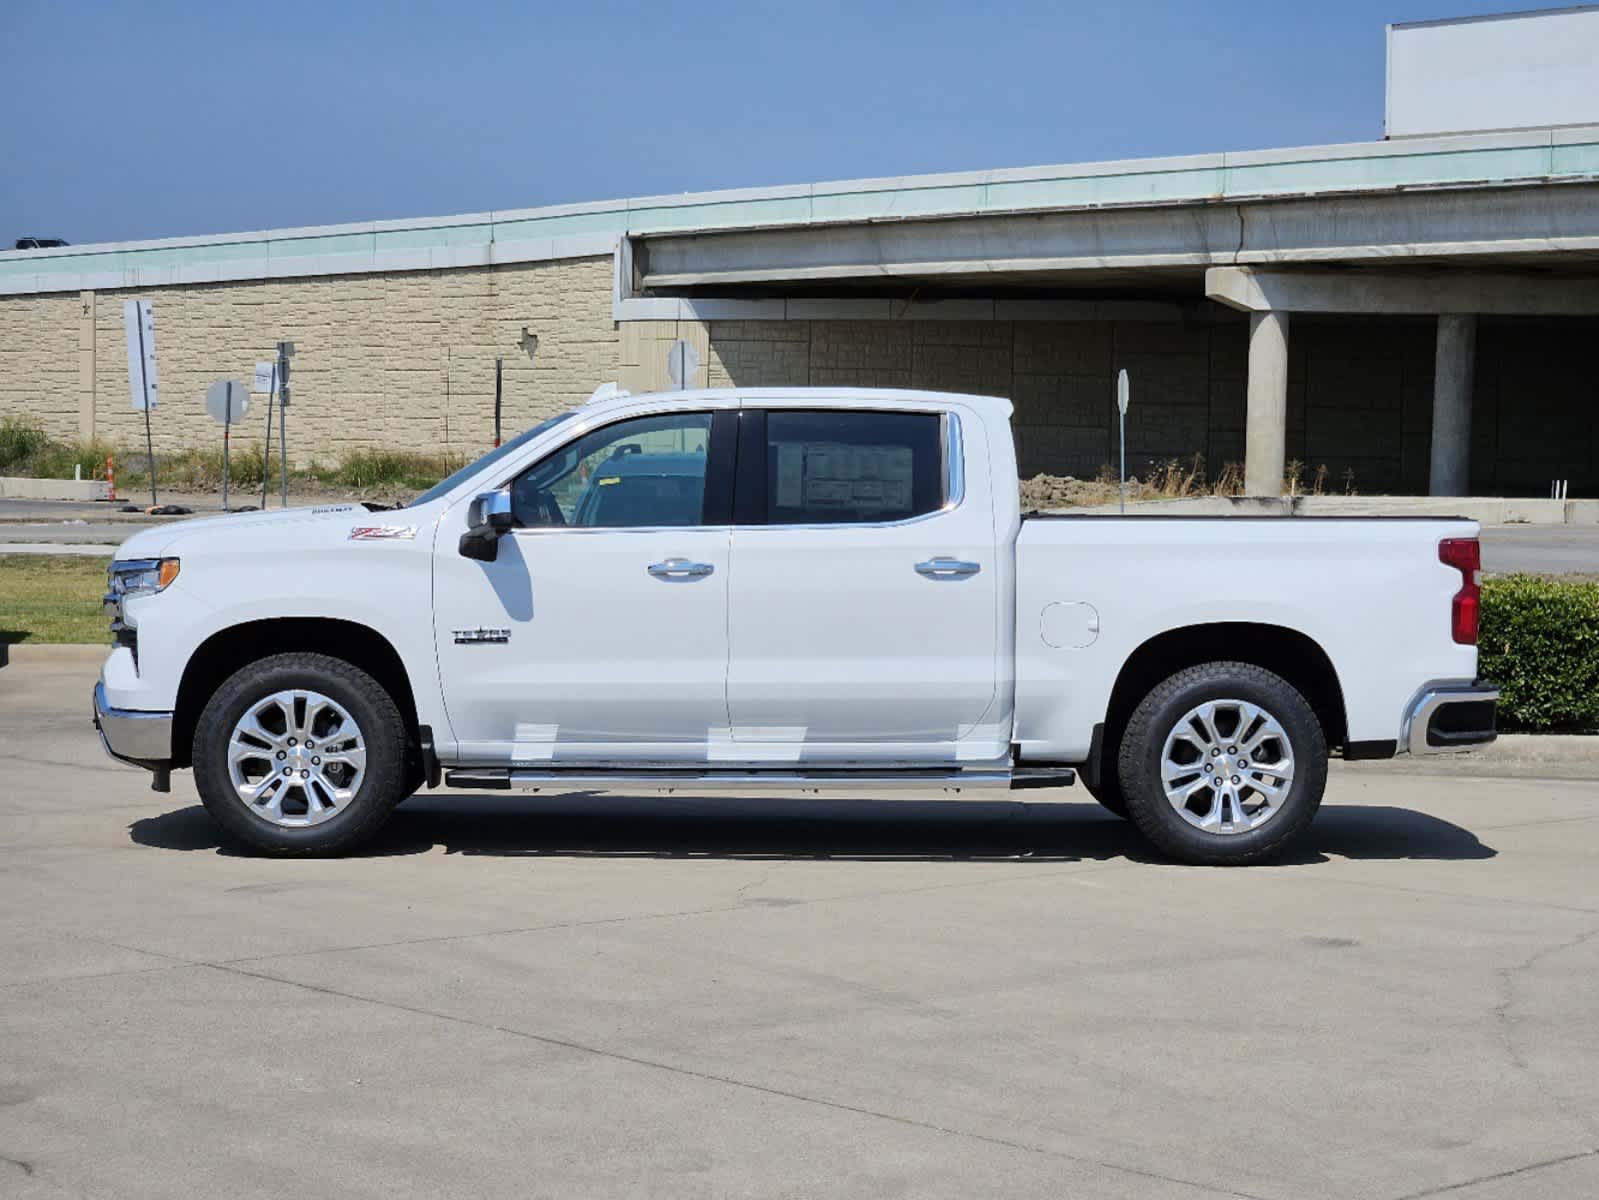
1479, 575, 1599, 731
0, 417, 117, 480
0, 416, 50, 472
320, 449, 464, 491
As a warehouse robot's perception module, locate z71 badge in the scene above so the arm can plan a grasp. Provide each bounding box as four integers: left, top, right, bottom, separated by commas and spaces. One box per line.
348, 525, 418, 541
453, 628, 511, 645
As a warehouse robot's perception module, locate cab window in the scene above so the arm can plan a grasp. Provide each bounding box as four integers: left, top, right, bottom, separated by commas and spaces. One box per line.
509, 412, 713, 528
760, 409, 944, 525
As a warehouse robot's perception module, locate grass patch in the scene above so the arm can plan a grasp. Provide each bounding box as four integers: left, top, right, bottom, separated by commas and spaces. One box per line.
2, 415, 457, 495
0, 555, 112, 644
1021, 454, 1356, 509
306, 448, 467, 491
0, 415, 117, 482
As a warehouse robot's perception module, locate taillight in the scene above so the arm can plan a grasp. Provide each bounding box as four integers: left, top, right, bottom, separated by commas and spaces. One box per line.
1439, 538, 1481, 645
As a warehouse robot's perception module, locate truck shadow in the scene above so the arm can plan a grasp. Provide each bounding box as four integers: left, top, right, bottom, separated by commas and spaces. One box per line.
129, 795, 1497, 864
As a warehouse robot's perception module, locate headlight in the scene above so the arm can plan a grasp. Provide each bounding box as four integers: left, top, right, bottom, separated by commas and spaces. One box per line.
107, 557, 181, 600
105, 558, 181, 650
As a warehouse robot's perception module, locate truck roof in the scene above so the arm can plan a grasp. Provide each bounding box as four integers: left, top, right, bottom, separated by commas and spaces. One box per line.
591, 386, 1014, 421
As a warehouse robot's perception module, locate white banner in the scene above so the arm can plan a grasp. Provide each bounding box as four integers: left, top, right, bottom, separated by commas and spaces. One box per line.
123, 300, 158, 410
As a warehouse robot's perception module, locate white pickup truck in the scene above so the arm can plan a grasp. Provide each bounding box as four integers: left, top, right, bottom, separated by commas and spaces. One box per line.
94, 386, 1498, 864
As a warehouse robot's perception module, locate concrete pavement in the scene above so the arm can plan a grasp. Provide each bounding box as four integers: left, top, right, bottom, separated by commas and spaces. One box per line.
2, 653, 1596, 1198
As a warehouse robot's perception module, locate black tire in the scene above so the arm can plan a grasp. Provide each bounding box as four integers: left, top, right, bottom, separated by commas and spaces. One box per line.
192, 652, 410, 856
1117, 661, 1326, 865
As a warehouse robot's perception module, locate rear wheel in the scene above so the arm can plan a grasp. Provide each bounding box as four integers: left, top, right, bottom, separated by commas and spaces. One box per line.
193, 653, 410, 855
1117, 661, 1326, 865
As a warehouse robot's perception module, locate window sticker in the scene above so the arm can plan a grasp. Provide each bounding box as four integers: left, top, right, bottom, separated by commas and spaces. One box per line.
774, 441, 915, 514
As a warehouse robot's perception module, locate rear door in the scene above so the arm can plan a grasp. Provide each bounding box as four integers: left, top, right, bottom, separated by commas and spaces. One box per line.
724, 403, 1004, 762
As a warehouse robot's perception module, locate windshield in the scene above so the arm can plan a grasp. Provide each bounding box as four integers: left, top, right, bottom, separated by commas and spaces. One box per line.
404, 410, 578, 507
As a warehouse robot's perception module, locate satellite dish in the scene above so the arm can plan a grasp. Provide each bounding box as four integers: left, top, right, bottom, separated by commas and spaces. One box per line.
206, 379, 250, 424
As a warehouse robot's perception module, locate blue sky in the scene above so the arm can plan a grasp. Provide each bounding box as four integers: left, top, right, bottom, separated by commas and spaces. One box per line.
0, 0, 1547, 245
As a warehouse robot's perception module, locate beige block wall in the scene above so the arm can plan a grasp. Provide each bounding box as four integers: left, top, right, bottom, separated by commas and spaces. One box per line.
0, 290, 83, 442
706, 318, 1183, 478
6, 267, 1596, 494
0, 256, 619, 465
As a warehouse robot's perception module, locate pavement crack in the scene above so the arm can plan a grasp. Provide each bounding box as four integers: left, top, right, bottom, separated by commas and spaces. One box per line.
1292, 873, 1599, 917
1491, 924, 1599, 1137
222, 864, 1106, 967
1388, 1147, 1599, 1199
201, 958, 1268, 1200
0, 1153, 34, 1176
0, 959, 190, 994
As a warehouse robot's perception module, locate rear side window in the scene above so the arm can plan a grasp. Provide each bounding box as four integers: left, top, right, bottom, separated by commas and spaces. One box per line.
758, 410, 944, 525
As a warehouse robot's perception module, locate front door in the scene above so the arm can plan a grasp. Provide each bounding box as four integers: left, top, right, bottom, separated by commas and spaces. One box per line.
434, 406, 736, 763
725, 404, 1004, 763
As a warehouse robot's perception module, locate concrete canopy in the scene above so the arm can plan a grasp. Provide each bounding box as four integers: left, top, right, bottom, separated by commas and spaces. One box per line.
631, 181, 1599, 303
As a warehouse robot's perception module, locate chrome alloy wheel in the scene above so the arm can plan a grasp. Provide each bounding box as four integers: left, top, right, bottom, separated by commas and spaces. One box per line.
1160, 699, 1296, 835
226, 690, 367, 827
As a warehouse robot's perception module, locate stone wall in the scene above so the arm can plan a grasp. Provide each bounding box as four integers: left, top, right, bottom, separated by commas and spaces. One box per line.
0, 290, 83, 443
1, 257, 616, 464
709, 316, 1597, 494
709, 318, 1255, 482
2, 265, 1594, 492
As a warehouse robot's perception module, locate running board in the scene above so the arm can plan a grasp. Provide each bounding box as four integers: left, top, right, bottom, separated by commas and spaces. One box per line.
443, 766, 1075, 793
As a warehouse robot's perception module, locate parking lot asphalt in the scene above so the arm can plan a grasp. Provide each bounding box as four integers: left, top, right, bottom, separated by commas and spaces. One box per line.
3, 652, 1597, 1199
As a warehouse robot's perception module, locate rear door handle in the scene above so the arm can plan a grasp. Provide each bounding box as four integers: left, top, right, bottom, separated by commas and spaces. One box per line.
647, 558, 715, 580
915, 557, 981, 579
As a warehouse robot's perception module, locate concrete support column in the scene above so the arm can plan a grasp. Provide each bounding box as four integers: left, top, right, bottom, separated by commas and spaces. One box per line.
1244, 309, 1290, 497
1429, 314, 1477, 497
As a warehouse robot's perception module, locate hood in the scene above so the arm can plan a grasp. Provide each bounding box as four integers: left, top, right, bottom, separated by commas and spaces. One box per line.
110, 503, 423, 561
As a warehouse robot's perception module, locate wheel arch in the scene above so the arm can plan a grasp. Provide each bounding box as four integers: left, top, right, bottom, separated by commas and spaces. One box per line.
172, 618, 421, 769
1102, 622, 1348, 758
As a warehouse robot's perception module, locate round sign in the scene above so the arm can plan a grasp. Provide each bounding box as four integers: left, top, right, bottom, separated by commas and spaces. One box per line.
206, 379, 250, 424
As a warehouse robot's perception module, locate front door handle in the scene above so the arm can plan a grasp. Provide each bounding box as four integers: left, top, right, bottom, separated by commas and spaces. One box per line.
915, 557, 981, 579
647, 558, 715, 580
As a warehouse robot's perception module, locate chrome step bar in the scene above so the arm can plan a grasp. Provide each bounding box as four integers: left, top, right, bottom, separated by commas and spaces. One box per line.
444, 765, 1075, 793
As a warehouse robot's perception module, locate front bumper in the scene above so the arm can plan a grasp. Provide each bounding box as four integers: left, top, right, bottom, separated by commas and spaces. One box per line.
1405, 682, 1499, 754
92, 681, 173, 765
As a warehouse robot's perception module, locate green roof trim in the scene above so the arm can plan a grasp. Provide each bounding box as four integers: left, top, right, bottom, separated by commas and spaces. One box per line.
2, 126, 1595, 295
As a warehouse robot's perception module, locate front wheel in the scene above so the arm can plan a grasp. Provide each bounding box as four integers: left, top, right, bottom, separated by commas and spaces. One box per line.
1117, 661, 1327, 865
192, 652, 410, 855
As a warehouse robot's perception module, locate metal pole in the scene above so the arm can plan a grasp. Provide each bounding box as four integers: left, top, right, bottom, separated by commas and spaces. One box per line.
1116, 367, 1130, 515
136, 310, 158, 507
494, 356, 503, 448
277, 344, 290, 508
222, 398, 231, 512
261, 364, 275, 511
1119, 408, 1126, 515
144, 403, 158, 508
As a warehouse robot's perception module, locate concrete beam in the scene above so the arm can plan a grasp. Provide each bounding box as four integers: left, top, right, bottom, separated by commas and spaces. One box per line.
1207, 265, 1599, 315
638, 182, 1599, 289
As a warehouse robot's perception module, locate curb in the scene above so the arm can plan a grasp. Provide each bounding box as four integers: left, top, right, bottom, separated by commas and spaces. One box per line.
1484, 732, 1599, 763
0, 643, 110, 668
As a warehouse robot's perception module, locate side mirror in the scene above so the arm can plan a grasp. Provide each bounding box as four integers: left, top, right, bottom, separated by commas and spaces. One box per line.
459, 490, 514, 562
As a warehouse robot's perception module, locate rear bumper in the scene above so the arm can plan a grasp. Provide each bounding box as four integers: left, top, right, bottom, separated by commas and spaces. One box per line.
1404, 682, 1499, 755
92, 681, 173, 765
